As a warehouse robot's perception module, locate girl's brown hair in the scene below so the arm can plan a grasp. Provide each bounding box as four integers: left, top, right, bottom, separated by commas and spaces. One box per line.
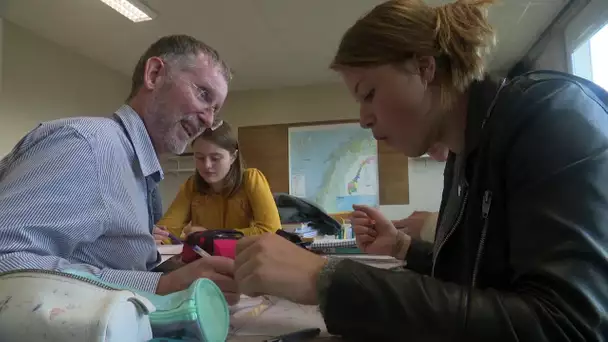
193, 121, 245, 197
331, 0, 496, 105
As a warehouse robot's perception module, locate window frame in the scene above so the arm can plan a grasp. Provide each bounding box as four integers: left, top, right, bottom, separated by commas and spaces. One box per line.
565, 0, 608, 73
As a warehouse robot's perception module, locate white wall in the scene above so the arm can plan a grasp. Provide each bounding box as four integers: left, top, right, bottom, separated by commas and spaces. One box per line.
0, 19, 4, 95
0, 21, 129, 154
159, 83, 446, 220
0, 20, 442, 221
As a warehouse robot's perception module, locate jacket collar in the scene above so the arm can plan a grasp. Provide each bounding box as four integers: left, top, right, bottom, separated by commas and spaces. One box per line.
114, 104, 164, 182
463, 76, 505, 156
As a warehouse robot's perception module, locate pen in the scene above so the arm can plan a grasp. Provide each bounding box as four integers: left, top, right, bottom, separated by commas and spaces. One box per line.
156, 225, 182, 245
264, 328, 321, 342
166, 231, 183, 245
191, 245, 212, 258
160, 229, 210, 258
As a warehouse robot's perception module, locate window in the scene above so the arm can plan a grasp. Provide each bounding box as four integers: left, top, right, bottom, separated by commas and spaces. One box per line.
566, 0, 608, 90
571, 23, 608, 90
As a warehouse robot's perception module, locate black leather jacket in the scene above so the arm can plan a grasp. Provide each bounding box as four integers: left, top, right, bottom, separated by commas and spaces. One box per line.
321, 71, 608, 341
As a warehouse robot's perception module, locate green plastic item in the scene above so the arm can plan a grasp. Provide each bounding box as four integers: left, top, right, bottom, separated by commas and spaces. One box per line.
65, 270, 229, 341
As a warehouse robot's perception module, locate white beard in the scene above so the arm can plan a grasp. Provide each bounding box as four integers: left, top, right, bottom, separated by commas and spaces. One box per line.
143, 87, 190, 155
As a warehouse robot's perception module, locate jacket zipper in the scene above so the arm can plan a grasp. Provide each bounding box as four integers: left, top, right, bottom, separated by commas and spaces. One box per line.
432, 189, 469, 277
0, 269, 119, 291
471, 190, 492, 287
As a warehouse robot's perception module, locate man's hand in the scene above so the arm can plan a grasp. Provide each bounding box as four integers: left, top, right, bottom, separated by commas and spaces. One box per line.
234, 234, 327, 305
351, 205, 399, 256
392, 211, 434, 239
156, 256, 240, 305
153, 225, 169, 245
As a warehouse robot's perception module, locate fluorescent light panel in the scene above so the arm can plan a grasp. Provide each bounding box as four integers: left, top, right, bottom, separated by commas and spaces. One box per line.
99, 0, 156, 23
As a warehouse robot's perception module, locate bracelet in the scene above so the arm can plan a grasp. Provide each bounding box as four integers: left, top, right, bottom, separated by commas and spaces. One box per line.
391, 231, 411, 260
317, 258, 342, 315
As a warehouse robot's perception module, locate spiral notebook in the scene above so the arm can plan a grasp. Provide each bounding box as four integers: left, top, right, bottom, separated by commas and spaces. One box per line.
310, 238, 357, 250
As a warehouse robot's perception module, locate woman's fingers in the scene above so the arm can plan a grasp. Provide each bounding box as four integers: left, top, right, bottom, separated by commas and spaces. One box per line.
353, 224, 377, 237
153, 226, 169, 244
351, 217, 375, 227
153, 226, 169, 236
356, 234, 375, 245
350, 210, 370, 219
355, 234, 375, 251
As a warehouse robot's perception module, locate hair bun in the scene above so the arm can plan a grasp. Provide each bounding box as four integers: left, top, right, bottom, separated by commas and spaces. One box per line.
434, 0, 496, 91
331, 0, 498, 105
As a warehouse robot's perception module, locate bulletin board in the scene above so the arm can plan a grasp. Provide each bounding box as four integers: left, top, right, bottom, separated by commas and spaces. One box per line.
238, 120, 409, 206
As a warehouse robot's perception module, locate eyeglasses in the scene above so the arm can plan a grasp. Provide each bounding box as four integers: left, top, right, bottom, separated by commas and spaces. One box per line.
160, 59, 224, 132
209, 117, 223, 131
182, 80, 224, 131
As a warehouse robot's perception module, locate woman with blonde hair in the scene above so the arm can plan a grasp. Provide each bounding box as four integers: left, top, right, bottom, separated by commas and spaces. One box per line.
234, 0, 608, 340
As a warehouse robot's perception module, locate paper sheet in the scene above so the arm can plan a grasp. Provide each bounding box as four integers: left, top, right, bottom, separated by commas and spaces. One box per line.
230, 296, 268, 315
229, 297, 328, 338
229, 296, 274, 335
157, 245, 183, 255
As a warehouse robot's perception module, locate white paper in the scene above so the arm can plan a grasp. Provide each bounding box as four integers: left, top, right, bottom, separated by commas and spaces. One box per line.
229, 298, 327, 338
157, 245, 183, 255
291, 174, 306, 197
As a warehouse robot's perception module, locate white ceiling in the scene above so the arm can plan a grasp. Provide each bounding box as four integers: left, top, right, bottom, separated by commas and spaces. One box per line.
0, 0, 567, 91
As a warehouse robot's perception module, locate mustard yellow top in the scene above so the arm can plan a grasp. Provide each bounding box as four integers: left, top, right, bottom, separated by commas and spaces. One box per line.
158, 168, 281, 239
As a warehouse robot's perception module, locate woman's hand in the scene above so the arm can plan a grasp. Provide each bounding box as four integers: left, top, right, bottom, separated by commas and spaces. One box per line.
235, 234, 327, 305
185, 222, 206, 235
153, 225, 169, 245
351, 205, 399, 256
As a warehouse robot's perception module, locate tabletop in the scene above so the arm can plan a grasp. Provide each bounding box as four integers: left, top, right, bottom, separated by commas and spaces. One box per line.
227, 257, 403, 341
227, 297, 337, 341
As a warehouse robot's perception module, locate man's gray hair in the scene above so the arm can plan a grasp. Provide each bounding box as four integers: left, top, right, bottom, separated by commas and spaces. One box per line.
127, 34, 232, 100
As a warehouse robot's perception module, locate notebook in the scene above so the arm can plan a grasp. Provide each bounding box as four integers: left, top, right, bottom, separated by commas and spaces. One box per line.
157, 245, 183, 263
310, 238, 357, 249
157, 245, 183, 255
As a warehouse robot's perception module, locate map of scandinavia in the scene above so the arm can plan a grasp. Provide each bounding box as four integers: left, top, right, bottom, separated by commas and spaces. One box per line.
288, 123, 379, 213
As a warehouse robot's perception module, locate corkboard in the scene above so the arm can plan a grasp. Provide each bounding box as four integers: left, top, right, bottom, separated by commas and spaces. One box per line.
238, 120, 409, 206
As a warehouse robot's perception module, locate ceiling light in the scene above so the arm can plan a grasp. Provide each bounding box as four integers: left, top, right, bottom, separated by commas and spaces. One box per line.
99, 0, 157, 23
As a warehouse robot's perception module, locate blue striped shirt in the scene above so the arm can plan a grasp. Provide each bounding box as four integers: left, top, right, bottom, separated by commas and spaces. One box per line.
0, 105, 165, 292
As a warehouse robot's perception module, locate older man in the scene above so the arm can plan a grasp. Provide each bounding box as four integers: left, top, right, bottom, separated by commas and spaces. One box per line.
0, 35, 237, 301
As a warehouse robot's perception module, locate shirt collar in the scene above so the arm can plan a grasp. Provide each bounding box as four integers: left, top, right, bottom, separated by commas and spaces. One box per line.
114, 104, 164, 182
